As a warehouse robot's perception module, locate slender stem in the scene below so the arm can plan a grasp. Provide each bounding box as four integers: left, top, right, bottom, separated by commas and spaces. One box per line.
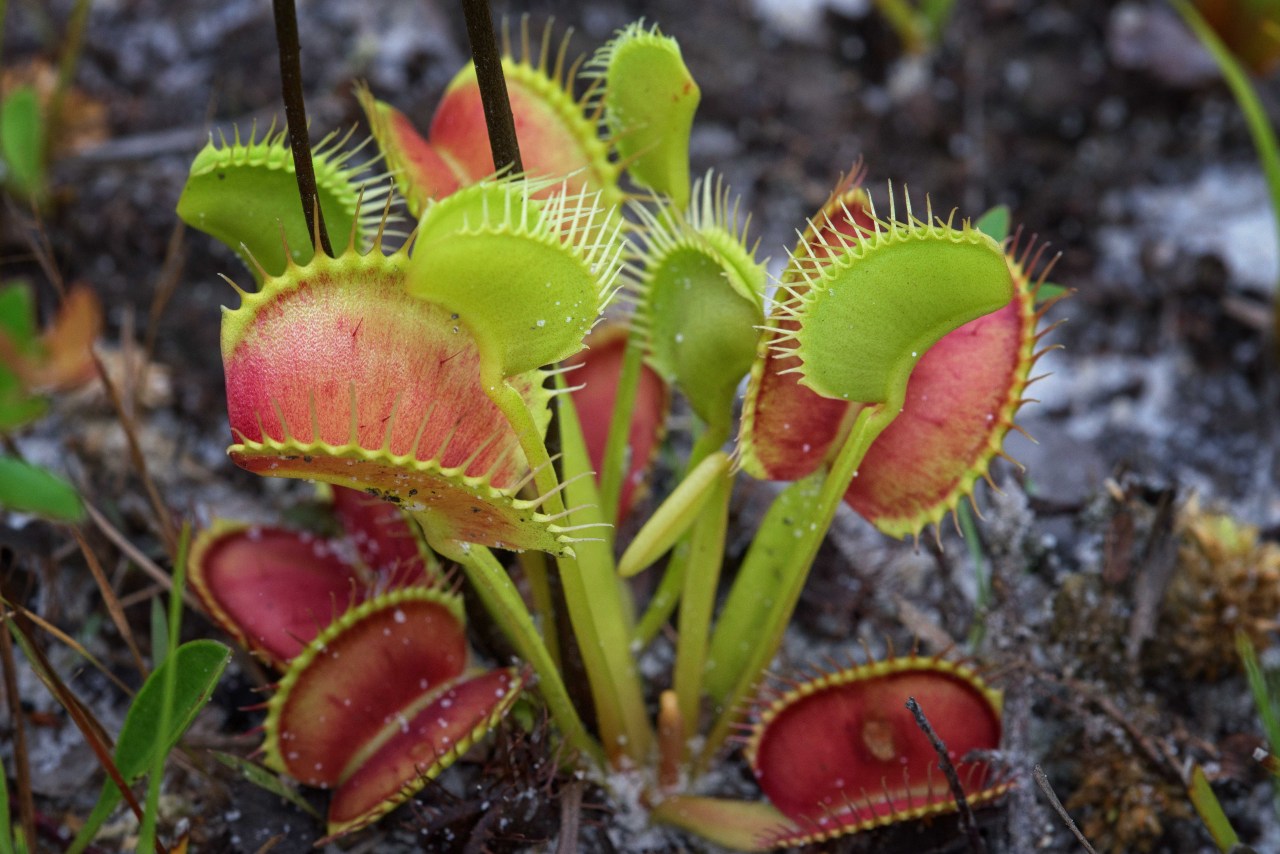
597, 335, 646, 528
667, 420, 732, 738
0, 596, 37, 852
46, 0, 92, 166
487, 376, 562, 506
460, 0, 524, 174
553, 384, 653, 764
485, 373, 652, 763
432, 536, 605, 766
699, 403, 898, 767
271, 0, 332, 257
633, 545, 685, 646
516, 549, 560, 667
1169, 1, 1280, 347
631, 421, 729, 646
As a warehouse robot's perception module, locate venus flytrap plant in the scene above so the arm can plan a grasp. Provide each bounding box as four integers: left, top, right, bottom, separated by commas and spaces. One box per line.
179, 17, 662, 776
180, 10, 1063, 847
698, 188, 1022, 776
214, 194, 616, 767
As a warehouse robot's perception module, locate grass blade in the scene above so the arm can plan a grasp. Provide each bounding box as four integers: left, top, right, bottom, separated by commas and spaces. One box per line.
137, 524, 194, 851
211, 752, 321, 819
1189, 763, 1241, 852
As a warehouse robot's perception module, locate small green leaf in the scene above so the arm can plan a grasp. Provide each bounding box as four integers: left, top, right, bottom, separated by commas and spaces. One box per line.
212, 752, 322, 819
975, 204, 1010, 242
0, 282, 40, 350
1189, 764, 1242, 853
0, 283, 48, 430
589, 22, 699, 209
0, 457, 83, 521
1238, 631, 1280, 766
1036, 281, 1068, 304
549, 384, 653, 763
69, 639, 231, 853
0, 381, 47, 432
0, 87, 46, 201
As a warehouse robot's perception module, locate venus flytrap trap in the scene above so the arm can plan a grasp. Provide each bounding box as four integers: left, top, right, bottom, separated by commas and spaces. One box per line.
189, 485, 440, 668
584, 20, 700, 210
653, 654, 1009, 849
179, 10, 1062, 848
176, 125, 391, 280
358, 20, 621, 213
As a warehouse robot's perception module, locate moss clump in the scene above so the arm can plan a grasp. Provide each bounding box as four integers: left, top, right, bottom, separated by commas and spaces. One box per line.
1162, 499, 1280, 679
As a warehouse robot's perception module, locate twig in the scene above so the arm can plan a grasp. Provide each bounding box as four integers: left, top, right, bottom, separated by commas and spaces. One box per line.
555, 780, 584, 854
1033, 765, 1098, 854
0, 586, 38, 853
5, 602, 166, 853
460, 0, 524, 174
906, 696, 985, 854
91, 348, 177, 556
140, 221, 186, 411
270, 0, 333, 257
72, 527, 148, 677
9, 201, 66, 298
47, 0, 93, 166
9, 601, 134, 695
83, 502, 205, 614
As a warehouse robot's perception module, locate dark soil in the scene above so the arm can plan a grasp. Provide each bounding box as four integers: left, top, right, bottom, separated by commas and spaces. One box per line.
3, 0, 1279, 851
